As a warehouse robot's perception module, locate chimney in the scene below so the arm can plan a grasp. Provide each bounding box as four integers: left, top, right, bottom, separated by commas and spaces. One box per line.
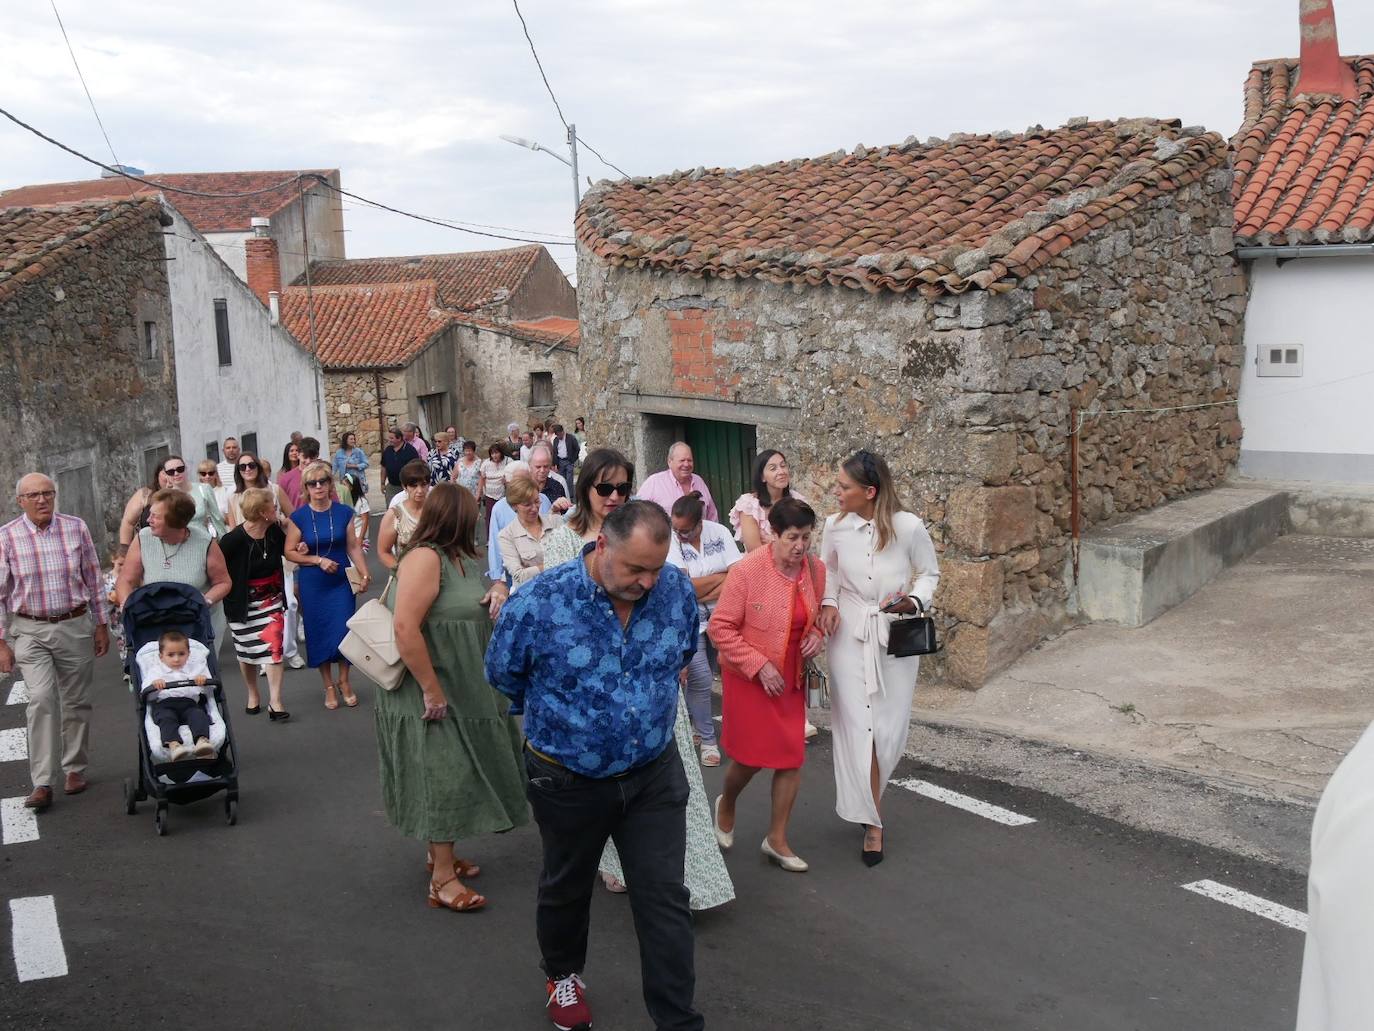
268, 290, 280, 326
1294, 0, 1356, 100
244, 217, 282, 309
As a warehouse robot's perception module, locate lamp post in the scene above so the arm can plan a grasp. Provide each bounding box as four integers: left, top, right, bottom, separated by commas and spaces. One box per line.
500, 123, 580, 211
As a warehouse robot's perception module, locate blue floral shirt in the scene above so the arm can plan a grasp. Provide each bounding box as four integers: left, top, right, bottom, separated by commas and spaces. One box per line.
485, 543, 699, 778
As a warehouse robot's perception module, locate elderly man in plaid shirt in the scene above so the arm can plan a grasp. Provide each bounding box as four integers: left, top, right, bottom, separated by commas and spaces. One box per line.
0, 474, 109, 812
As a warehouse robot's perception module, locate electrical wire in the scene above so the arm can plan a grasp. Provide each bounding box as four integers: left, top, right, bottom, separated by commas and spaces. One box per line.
510, 0, 627, 178
49, 1, 126, 182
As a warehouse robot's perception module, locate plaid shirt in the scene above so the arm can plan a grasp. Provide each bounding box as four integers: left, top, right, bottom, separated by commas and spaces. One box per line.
0, 513, 108, 640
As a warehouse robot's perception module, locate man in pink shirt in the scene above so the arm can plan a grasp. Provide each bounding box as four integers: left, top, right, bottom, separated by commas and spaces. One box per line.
403, 423, 430, 462
0, 474, 109, 811
638, 442, 719, 524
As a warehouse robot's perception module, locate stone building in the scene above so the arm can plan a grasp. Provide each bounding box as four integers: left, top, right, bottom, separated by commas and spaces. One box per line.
282, 246, 580, 456
574, 118, 1247, 686
0, 198, 179, 559
1231, 0, 1374, 483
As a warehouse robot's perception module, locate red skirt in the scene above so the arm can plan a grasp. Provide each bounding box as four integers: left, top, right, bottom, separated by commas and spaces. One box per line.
720, 589, 808, 770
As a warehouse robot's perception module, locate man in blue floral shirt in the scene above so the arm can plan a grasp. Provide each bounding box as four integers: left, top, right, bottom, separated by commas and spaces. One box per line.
486, 501, 703, 1031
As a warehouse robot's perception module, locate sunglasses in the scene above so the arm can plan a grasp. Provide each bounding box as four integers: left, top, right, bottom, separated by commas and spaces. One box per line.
592, 481, 632, 498
198, 471, 216, 478
163, 465, 186, 476
305, 478, 332, 488
238, 461, 258, 470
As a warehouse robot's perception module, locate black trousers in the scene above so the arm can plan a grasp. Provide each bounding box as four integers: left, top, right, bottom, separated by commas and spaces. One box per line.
151, 696, 210, 744
525, 743, 703, 1031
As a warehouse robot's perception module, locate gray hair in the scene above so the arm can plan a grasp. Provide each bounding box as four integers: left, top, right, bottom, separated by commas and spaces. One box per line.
15, 473, 55, 498
667, 441, 692, 462
601, 499, 670, 547
507, 422, 521, 434
402, 422, 419, 433
529, 442, 555, 462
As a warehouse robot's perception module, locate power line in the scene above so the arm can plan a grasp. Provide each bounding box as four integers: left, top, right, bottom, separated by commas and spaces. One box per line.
49, 0, 129, 190
510, 0, 628, 179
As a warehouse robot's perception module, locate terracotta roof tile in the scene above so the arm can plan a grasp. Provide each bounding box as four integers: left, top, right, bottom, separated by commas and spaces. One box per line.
1232, 57, 1374, 244
0, 197, 164, 301
279, 281, 453, 369
577, 120, 1225, 296
0, 170, 335, 234
300, 246, 544, 312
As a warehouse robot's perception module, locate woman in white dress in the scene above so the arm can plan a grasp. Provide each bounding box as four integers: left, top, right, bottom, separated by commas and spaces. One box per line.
817, 450, 939, 866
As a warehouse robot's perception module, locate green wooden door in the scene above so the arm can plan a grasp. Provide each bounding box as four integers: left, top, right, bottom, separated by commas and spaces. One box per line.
682, 418, 756, 517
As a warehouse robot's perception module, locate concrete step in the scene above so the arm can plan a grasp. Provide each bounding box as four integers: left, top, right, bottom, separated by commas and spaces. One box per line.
1073, 486, 1290, 626
1230, 476, 1374, 539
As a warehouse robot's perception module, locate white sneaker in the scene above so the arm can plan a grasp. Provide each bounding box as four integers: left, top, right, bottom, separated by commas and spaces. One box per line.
804, 720, 819, 741
287, 654, 305, 669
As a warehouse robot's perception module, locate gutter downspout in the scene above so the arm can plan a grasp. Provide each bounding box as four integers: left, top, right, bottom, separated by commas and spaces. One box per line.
1236, 243, 1374, 261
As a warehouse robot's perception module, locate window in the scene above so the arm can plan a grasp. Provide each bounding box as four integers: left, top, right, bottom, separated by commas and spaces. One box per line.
529, 371, 554, 408
214, 299, 232, 366
205, 441, 220, 462
142, 444, 170, 485
1257, 343, 1303, 378
143, 321, 158, 359
240, 432, 258, 457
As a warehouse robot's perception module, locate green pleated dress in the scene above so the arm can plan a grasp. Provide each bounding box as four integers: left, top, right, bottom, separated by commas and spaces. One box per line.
375, 544, 529, 842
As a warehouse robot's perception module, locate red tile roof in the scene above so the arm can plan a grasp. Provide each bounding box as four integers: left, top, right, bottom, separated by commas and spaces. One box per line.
457, 314, 580, 351
0, 197, 164, 301
1232, 57, 1374, 244
576, 120, 1225, 297
0, 170, 335, 234
279, 281, 453, 369
301, 246, 544, 312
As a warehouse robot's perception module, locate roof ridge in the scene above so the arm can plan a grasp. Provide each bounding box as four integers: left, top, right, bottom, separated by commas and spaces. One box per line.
0, 196, 163, 300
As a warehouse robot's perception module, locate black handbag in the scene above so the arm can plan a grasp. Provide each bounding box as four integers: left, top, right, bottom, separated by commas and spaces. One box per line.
886, 597, 939, 657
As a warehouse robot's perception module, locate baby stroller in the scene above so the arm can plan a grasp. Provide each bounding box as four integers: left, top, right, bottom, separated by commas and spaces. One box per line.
121, 581, 239, 835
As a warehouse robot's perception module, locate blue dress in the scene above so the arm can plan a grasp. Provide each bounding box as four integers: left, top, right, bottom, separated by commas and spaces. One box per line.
290, 501, 356, 667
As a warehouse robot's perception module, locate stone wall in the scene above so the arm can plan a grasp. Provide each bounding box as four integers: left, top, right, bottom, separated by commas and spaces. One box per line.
0, 208, 179, 560
575, 172, 1246, 686
455, 325, 583, 448
324, 367, 408, 461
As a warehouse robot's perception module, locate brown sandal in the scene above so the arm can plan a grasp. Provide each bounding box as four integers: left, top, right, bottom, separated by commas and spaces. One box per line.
427, 855, 481, 878
428, 874, 485, 912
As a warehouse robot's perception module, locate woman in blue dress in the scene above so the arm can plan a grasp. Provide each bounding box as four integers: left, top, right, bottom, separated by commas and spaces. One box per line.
285, 461, 371, 710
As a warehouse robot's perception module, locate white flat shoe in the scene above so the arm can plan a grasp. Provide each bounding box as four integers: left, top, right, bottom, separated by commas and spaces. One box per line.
713, 795, 733, 850
761, 837, 808, 872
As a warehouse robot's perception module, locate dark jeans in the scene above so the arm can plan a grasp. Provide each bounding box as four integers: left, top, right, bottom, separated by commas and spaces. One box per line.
151, 696, 209, 744
525, 744, 703, 1031
556, 459, 576, 487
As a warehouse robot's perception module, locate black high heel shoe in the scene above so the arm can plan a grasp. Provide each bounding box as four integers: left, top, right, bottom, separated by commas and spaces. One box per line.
244, 705, 262, 715
267, 705, 290, 722
862, 828, 884, 867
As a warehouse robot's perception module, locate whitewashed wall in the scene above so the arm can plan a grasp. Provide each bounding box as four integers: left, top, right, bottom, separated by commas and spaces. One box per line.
1239, 256, 1374, 483
204, 231, 249, 280
163, 205, 327, 466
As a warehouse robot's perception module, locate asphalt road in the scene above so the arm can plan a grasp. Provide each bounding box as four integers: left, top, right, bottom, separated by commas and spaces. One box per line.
1, 545, 1308, 1030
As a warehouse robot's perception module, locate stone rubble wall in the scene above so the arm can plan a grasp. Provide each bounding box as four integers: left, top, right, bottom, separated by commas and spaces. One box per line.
575, 170, 1245, 687
324, 368, 409, 462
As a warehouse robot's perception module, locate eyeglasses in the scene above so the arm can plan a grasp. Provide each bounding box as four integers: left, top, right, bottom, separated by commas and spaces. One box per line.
592, 481, 632, 498
163, 465, 186, 476
198, 471, 216, 478
18, 490, 56, 501
238, 462, 258, 470
305, 478, 332, 488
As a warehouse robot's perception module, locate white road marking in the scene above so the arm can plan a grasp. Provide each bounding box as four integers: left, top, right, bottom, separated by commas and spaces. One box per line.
1, 798, 39, 845
1181, 879, 1307, 932
9, 895, 68, 981
0, 727, 26, 763
5, 680, 26, 705
890, 778, 1037, 827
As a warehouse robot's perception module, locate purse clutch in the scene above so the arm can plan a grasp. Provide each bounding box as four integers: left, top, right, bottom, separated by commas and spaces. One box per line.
339, 578, 405, 691
345, 565, 367, 595
804, 660, 829, 709
886, 597, 939, 658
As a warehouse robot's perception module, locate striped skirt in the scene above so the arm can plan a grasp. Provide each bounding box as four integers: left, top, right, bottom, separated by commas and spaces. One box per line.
229, 574, 286, 666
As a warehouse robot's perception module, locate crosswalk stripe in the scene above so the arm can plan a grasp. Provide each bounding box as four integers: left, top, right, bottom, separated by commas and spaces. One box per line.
5, 680, 26, 705
1181, 879, 1307, 932
890, 778, 1037, 826
0, 728, 26, 763
9, 896, 68, 981
1, 798, 39, 845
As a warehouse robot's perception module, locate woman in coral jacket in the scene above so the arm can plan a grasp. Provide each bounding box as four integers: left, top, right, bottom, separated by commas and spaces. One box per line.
708, 497, 825, 873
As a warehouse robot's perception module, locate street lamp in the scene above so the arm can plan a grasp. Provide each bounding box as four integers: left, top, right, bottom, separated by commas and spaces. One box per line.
500, 123, 580, 211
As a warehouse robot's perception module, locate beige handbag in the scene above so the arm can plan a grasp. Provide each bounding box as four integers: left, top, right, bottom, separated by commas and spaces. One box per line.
340, 578, 405, 691
345, 565, 367, 595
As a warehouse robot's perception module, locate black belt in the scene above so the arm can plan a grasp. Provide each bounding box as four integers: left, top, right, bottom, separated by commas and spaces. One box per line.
524, 740, 666, 780
15, 604, 88, 624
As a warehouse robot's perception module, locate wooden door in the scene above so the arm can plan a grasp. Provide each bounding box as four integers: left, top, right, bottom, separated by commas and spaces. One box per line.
682, 418, 756, 518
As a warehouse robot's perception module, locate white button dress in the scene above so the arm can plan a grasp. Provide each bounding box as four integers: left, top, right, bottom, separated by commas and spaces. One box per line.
820, 510, 940, 827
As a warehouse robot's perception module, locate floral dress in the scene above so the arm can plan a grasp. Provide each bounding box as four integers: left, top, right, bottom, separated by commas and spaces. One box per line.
543, 525, 735, 910
729, 490, 809, 547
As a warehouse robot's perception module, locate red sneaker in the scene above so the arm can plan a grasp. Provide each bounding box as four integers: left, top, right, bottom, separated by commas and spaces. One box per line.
545, 973, 592, 1030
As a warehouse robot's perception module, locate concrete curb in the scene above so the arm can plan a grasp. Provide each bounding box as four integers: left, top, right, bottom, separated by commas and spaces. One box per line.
809, 708, 1317, 874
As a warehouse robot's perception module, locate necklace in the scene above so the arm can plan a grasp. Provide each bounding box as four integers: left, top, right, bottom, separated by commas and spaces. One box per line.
157, 533, 186, 569
308, 502, 334, 558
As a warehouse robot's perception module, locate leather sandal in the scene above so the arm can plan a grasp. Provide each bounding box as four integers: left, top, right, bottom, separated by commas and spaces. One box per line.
427, 874, 485, 912
340, 683, 359, 708
324, 684, 339, 710
427, 855, 481, 878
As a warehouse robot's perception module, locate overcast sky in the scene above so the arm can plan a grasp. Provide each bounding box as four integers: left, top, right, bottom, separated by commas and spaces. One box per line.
4, 1, 1370, 282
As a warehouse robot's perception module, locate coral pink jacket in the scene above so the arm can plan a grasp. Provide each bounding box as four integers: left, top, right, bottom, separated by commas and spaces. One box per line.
708, 546, 825, 679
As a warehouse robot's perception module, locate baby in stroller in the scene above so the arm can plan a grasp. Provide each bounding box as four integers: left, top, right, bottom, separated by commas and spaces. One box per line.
139, 630, 217, 762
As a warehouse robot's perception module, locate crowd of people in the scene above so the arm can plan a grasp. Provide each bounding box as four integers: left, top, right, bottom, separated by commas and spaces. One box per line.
0, 416, 943, 1031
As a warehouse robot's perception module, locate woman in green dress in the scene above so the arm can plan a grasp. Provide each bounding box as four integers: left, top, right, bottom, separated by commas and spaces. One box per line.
379, 482, 525, 913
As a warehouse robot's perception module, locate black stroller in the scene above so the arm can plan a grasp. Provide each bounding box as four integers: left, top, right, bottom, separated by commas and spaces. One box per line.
121, 581, 239, 835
